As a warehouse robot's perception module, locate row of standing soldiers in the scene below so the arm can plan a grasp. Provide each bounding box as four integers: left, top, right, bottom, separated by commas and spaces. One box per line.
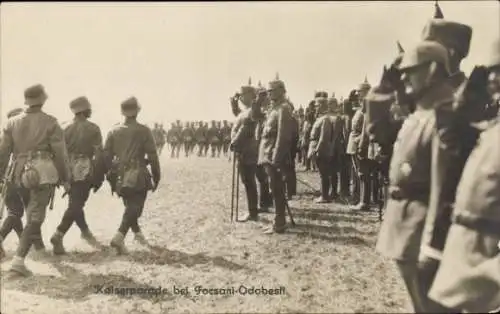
153, 120, 233, 158
365, 3, 500, 313
0, 89, 161, 277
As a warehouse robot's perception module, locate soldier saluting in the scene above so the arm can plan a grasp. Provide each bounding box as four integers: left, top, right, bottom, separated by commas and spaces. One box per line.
0, 84, 71, 276
230, 81, 260, 221
258, 76, 294, 234
104, 97, 161, 254
50, 96, 105, 255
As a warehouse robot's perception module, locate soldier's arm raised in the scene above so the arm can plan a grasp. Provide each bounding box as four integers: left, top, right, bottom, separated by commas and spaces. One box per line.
145, 127, 161, 190
272, 105, 293, 166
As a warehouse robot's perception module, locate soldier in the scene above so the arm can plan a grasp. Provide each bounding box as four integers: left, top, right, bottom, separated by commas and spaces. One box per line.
181, 121, 194, 157
166, 122, 180, 158
338, 99, 352, 199
0, 108, 27, 259
0, 84, 71, 276
230, 83, 260, 221
221, 120, 231, 157
299, 103, 313, 170
296, 106, 305, 164
194, 121, 206, 157
216, 121, 223, 157
207, 120, 219, 158
428, 37, 500, 313
328, 96, 345, 200
50, 96, 105, 255
376, 41, 458, 313
284, 102, 299, 199
308, 93, 334, 203
104, 97, 161, 254
259, 77, 294, 234
203, 122, 210, 156
345, 89, 364, 205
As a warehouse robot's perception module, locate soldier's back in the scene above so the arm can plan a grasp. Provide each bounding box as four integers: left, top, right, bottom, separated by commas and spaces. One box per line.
107, 121, 153, 162
63, 119, 101, 157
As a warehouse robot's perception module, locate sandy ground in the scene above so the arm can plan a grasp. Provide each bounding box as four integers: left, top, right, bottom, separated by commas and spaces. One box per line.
0, 153, 410, 314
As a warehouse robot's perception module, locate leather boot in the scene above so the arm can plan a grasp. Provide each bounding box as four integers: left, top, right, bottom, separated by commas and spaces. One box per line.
9, 256, 32, 277
110, 232, 128, 255
134, 232, 150, 246
81, 230, 101, 248
50, 231, 66, 255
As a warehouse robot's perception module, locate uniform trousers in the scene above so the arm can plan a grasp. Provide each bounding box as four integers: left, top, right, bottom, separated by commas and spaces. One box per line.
56, 181, 92, 235
15, 185, 52, 257
238, 162, 258, 217
264, 164, 287, 230
118, 189, 148, 235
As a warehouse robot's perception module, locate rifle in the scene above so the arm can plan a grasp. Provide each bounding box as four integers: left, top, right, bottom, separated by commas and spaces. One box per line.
0, 158, 15, 220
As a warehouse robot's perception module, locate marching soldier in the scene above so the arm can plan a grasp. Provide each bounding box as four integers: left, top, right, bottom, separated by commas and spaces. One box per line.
181, 121, 194, 157
104, 97, 161, 254
221, 120, 232, 157
258, 77, 294, 234
216, 121, 223, 157
308, 93, 334, 203
50, 96, 105, 255
166, 122, 180, 158
428, 37, 500, 313
195, 121, 206, 157
0, 108, 27, 259
230, 83, 260, 221
207, 120, 220, 158
0, 84, 71, 276
376, 40, 458, 313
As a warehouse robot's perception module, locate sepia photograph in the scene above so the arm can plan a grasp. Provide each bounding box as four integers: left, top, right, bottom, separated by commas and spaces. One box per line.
0, 1, 499, 313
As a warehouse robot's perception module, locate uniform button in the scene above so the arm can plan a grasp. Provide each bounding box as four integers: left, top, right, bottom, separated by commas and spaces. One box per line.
400, 162, 412, 177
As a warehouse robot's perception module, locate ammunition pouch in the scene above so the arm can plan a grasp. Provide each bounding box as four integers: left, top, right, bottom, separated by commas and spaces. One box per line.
19, 151, 58, 189
69, 154, 93, 182
112, 159, 150, 196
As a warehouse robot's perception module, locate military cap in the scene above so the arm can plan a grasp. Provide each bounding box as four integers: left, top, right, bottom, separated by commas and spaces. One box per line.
70, 96, 91, 114
121, 96, 141, 116
421, 19, 472, 59
6, 107, 24, 119
24, 84, 48, 106
485, 37, 500, 69
399, 40, 451, 74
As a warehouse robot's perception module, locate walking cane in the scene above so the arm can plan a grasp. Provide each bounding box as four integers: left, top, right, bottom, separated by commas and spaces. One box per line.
235, 155, 240, 222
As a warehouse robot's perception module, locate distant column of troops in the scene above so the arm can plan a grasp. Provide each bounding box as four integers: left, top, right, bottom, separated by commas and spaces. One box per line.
151, 121, 233, 159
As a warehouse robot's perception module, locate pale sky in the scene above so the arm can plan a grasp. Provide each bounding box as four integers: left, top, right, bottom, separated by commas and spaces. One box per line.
1, 1, 499, 133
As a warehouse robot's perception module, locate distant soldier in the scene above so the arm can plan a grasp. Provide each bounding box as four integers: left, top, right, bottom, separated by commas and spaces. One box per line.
203, 122, 210, 156
216, 121, 223, 157
230, 83, 260, 221
345, 90, 363, 205
0, 108, 27, 259
0, 84, 71, 276
300, 103, 315, 171
166, 122, 181, 158
308, 93, 334, 203
189, 122, 197, 155
104, 97, 161, 254
296, 107, 305, 164
259, 78, 294, 234
221, 120, 232, 157
207, 120, 220, 158
181, 121, 194, 157
376, 41, 458, 313
50, 96, 105, 255
153, 123, 166, 155
428, 37, 500, 313
194, 121, 206, 157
